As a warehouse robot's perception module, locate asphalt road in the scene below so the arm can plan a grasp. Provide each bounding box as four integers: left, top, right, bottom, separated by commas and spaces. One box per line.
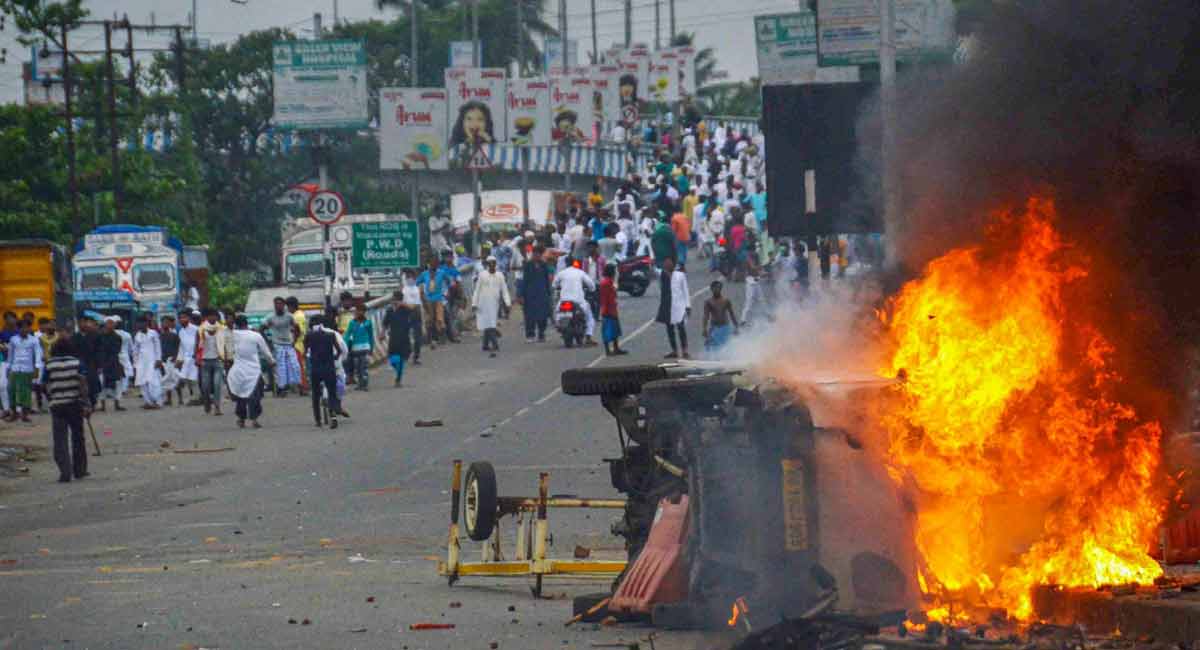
0, 263, 738, 650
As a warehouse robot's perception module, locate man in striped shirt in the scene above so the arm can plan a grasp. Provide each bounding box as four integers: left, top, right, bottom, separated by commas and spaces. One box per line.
45, 337, 91, 483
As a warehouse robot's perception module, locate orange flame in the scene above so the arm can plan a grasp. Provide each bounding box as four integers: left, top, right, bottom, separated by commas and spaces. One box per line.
878, 197, 1164, 620
727, 597, 749, 628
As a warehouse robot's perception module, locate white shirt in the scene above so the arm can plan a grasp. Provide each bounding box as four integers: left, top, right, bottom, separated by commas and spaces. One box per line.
132, 329, 162, 385
185, 286, 200, 310
553, 266, 596, 303
227, 329, 272, 399
402, 283, 423, 316
666, 270, 691, 324
177, 323, 199, 359
610, 123, 627, 143
6, 333, 43, 374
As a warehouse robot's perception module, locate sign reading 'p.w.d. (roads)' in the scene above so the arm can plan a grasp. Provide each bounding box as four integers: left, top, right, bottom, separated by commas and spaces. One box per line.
351, 221, 421, 270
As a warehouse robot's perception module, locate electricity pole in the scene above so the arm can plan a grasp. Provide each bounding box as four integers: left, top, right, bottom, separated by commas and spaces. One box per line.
880, 0, 897, 235
560, 0, 568, 71
104, 20, 121, 219
590, 0, 597, 63
410, 0, 421, 239
516, 0, 523, 76
669, 0, 675, 43
624, 0, 632, 48
654, 0, 660, 50
62, 21, 80, 244
471, 0, 479, 67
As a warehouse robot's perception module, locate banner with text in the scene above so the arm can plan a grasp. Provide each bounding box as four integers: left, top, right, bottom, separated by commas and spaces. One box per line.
550, 77, 594, 145
380, 88, 449, 171
592, 65, 621, 127
816, 0, 956, 67
273, 40, 369, 130
755, 11, 859, 85
674, 46, 698, 97
351, 221, 421, 270
649, 50, 680, 103
445, 67, 508, 152
506, 78, 552, 146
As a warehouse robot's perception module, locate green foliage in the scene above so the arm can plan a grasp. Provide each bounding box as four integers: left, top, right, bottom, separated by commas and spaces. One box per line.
207, 271, 255, 311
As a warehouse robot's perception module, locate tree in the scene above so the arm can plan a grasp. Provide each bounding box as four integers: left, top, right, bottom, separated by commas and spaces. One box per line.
702, 78, 762, 118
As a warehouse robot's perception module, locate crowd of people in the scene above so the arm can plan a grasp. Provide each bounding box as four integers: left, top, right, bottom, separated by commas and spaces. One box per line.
0, 119, 881, 485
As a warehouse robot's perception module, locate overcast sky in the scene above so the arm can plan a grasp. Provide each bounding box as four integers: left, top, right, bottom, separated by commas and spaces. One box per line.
1, 0, 803, 104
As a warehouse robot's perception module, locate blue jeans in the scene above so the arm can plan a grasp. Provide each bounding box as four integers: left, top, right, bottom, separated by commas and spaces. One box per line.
675, 240, 688, 267
388, 354, 406, 382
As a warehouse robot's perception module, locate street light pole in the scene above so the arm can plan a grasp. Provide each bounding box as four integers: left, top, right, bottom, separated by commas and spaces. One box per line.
879, 0, 897, 235
410, 0, 421, 245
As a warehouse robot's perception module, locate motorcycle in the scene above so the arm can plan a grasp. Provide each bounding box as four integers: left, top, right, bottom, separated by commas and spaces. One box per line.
554, 297, 588, 348
617, 255, 652, 297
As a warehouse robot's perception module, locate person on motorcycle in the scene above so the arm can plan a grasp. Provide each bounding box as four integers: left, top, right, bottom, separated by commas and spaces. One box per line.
553, 259, 598, 347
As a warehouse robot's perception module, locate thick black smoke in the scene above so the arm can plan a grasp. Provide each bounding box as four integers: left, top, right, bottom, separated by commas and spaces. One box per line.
876, 0, 1200, 427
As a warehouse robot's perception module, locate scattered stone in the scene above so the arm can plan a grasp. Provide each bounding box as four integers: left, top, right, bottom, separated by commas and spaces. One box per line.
414, 419, 444, 427
288, 619, 297, 625
366, 596, 375, 603
449, 602, 462, 608
573, 545, 591, 559
301, 619, 311, 626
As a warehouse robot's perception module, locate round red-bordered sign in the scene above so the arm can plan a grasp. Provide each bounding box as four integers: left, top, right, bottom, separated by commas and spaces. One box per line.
307, 189, 347, 226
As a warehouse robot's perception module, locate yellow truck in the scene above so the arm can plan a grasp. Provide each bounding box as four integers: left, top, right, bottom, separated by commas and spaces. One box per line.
0, 239, 75, 327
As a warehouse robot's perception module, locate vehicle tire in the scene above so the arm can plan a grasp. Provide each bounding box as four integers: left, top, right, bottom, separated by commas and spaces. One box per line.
463, 461, 498, 542
625, 282, 647, 297
561, 364, 669, 396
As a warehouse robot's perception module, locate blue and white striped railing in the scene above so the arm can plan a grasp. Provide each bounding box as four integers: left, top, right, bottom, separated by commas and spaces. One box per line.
447, 143, 656, 179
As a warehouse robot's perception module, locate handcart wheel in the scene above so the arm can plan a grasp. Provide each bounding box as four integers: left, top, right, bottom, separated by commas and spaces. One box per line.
464, 461, 498, 542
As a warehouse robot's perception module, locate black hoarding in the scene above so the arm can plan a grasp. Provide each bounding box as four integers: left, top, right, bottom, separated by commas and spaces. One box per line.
764, 82, 880, 238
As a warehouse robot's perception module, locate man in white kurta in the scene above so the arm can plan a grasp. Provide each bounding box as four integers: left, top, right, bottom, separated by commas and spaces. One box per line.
472, 257, 510, 357
227, 317, 274, 428
176, 312, 200, 398
115, 319, 134, 400
131, 318, 163, 408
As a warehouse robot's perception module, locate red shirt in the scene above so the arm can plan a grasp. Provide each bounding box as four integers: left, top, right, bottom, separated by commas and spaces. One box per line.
599, 277, 618, 318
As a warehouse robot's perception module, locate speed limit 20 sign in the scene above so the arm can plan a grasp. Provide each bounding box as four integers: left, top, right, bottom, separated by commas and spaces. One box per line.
307, 189, 347, 226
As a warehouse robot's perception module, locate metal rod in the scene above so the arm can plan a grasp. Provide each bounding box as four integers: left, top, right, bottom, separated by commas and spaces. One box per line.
590, 0, 597, 63
521, 146, 530, 229
450, 459, 463, 524
192, 0, 198, 43
498, 496, 626, 510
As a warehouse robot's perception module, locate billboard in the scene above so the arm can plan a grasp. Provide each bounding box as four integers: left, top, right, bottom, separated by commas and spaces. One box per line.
550, 77, 593, 145
451, 190, 554, 229
816, 0, 956, 67
621, 46, 653, 94
506, 78, 552, 146
762, 83, 879, 237
449, 41, 481, 68
756, 11, 860, 85
674, 46, 698, 97
592, 65, 621, 127
380, 87, 449, 171
445, 67, 508, 149
351, 221, 421, 270
544, 39, 579, 73
616, 61, 642, 109
648, 50, 680, 103
272, 40, 369, 130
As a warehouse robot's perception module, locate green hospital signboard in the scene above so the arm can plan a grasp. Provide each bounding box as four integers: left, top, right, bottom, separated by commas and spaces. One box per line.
273, 39, 369, 130
351, 221, 420, 270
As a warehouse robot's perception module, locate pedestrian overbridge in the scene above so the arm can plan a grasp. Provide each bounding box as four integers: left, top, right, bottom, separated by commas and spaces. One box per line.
380, 143, 657, 195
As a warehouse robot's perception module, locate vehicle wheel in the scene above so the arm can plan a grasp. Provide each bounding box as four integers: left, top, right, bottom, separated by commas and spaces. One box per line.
561, 364, 669, 396
626, 282, 647, 297
463, 461, 498, 542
